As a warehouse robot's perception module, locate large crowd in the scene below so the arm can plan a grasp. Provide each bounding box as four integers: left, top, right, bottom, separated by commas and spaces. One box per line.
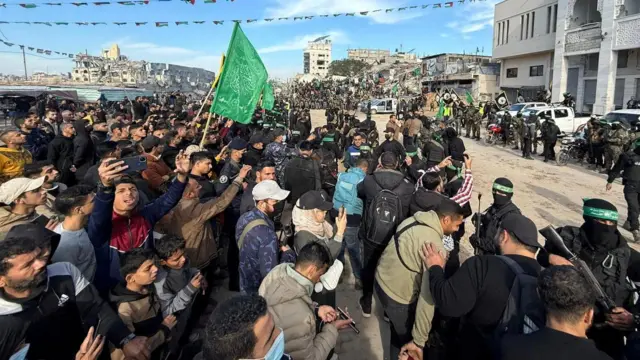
0, 81, 638, 360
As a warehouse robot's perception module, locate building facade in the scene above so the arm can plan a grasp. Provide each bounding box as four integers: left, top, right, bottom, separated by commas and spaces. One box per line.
493, 0, 640, 114
303, 40, 332, 77
421, 53, 500, 102
347, 48, 391, 64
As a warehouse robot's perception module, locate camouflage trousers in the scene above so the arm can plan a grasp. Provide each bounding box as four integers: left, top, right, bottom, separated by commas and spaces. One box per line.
512, 127, 523, 148
604, 145, 624, 170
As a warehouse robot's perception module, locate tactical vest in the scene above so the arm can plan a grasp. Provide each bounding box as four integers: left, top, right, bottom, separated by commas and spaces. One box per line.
426, 140, 446, 164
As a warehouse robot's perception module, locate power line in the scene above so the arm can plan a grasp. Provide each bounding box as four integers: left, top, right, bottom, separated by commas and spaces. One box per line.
0, 50, 72, 60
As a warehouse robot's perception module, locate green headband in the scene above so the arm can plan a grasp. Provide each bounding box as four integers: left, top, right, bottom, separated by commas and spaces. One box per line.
583, 206, 619, 221
633, 139, 640, 149
360, 145, 371, 151
322, 136, 335, 142
406, 151, 418, 157
493, 183, 513, 193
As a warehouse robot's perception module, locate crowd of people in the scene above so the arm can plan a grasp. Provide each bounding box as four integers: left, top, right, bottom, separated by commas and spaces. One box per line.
0, 83, 638, 360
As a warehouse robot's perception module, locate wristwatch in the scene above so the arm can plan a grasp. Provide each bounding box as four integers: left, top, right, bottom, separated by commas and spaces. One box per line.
119, 333, 136, 347
96, 182, 114, 194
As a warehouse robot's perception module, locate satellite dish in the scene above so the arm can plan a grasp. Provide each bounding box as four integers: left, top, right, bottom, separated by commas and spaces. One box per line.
312, 35, 330, 42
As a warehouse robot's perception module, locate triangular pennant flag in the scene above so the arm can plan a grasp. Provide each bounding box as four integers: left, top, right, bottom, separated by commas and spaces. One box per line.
19, 3, 37, 8
193, 21, 205, 24
264, 18, 274, 21
304, 16, 313, 19
372, 9, 382, 12
44, 50, 51, 55
360, 11, 369, 15
213, 20, 224, 24
385, 8, 393, 12
333, 13, 341, 17
246, 19, 257, 23
37, 49, 43, 53
76, 22, 89, 25
93, 2, 109, 5
433, 3, 442, 8
185, 0, 195, 4
44, 2, 61, 4
422, 4, 429, 8
17, 21, 31, 24
117, 1, 134, 5
293, 16, 302, 20
409, 5, 418, 8
176, 21, 188, 25
345, 12, 355, 16
4, 42, 14, 46
71, 2, 88, 5
135, 22, 147, 26
34, 22, 52, 26
445, 2, 454, 7
0, 3, 5, 7
62, 52, 67, 55
114, 22, 127, 25
91, 22, 107, 25
398, 7, 407, 11
319, 14, 329, 17
155, 22, 169, 27
68, 54, 73, 58
204, 0, 215, 2
28, 47, 34, 50
232, 20, 241, 23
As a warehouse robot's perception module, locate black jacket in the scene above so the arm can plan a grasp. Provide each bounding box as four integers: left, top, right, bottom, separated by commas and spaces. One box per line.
73, 120, 95, 182
445, 128, 466, 161
374, 139, 406, 163
243, 145, 263, 167
500, 327, 612, 360
162, 146, 181, 169
284, 155, 322, 204
357, 168, 415, 221
0, 263, 131, 360
90, 131, 108, 146
47, 134, 75, 184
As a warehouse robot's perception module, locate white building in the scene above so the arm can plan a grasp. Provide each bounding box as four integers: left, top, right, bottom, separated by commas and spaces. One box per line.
303, 39, 332, 77
493, 0, 640, 114
347, 48, 391, 64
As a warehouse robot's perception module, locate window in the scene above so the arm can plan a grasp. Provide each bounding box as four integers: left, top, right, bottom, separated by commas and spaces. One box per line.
525, 14, 530, 39
553, 4, 558, 32
507, 68, 518, 78
497, 22, 502, 45
502, 21, 506, 44
520, 15, 525, 40
506, 20, 510, 44
540, 110, 552, 118
588, 54, 599, 71
531, 11, 535, 37
554, 109, 569, 118
547, 6, 552, 34
530, 65, 544, 77
617, 50, 629, 69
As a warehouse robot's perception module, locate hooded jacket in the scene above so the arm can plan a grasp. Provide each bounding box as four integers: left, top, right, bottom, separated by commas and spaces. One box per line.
0, 262, 131, 360
72, 120, 95, 181
445, 128, 466, 161
357, 168, 415, 222
259, 263, 338, 360
47, 133, 75, 184
153, 265, 199, 317
0, 206, 38, 239
109, 283, 168, 360
375, 211, 447, 347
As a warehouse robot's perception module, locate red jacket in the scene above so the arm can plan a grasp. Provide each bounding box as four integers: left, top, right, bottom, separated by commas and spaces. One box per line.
141, 153, 172, 191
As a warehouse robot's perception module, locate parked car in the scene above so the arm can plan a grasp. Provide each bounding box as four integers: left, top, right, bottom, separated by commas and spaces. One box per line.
496, 102, 548, 119
360, 98, 397, 114
602, 109, 640, 128
520, 106, 590, 135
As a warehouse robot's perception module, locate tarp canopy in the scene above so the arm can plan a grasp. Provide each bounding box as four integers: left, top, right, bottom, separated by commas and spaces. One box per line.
0, 86, 78, 100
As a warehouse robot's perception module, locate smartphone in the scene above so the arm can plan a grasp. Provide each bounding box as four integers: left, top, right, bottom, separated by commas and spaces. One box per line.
337, 307, 359, 334
451, 159, 463, 168
110, 156, 147, 173
31, 214, 50, 228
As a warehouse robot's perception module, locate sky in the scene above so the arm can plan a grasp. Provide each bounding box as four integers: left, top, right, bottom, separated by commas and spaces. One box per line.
0, 0, 500, 79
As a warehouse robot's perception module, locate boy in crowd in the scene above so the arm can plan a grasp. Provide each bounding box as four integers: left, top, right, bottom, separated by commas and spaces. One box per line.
153, 235, 206, 316
109, 248, 178, 360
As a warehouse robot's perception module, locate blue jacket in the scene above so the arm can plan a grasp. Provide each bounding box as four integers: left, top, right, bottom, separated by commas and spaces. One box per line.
22, 128, 49, 160
89, 179, 187, 293
343, 145, 361, 169
333, 167, 365, 216
236, 208, 296, 294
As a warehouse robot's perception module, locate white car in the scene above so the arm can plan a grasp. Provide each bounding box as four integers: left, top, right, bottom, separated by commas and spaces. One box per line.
520, 106, 590, 134
496, 102, 548, 118
602, 109, 640, 128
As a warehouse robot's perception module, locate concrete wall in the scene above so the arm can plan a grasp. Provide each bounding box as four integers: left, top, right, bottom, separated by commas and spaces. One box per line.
493, 0, 557, 59
499, 52, 553, 88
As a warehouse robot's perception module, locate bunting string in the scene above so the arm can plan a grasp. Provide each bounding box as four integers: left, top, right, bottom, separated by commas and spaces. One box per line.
0, 0, 477, 26
0, 39, 80, 58
0, 0, 234, 8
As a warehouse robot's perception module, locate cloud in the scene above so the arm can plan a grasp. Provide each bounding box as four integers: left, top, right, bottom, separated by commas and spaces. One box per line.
257, 30, 349, 54
440, 33, 449, 38
448, 0, 499, 36
264, 0, 423, 25
461, 19, 494, 33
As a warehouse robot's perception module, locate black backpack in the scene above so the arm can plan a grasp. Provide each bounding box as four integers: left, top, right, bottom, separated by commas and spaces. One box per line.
491, 256, 545, 350
363, 180, 403, 246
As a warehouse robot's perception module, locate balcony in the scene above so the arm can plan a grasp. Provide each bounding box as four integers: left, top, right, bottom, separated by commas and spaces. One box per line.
564, 23, 602, 55
614, 13, 640, 50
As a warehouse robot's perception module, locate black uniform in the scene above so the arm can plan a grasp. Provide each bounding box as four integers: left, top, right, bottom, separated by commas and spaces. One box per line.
423, 138, 447, 168
500, 328, 612, 360
283, 154, 322, 205
243, 145, 263, 167
608, 150, 640, 232
374, 139, 406, 164
471, 201, 521, 254
542, 120, 560, 162
215, 158, 243, 291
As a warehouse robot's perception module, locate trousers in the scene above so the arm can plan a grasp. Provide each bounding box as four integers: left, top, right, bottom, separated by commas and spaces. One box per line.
361, 239, 387, 310
337, 226, 363, 280
625, 185, 640, 231
543, 141, 556, 161
522, 138, 532, 157
375, 282, 417, 360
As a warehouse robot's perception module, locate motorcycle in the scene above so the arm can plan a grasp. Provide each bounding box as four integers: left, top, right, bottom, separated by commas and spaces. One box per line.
557, 135, 587, 166
485, 124, 503, 145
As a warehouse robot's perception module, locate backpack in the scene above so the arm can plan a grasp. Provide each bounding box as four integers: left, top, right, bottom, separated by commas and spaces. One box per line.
491, 256, 545, 349
363, 180, 403, 246
333, 170, 365, 215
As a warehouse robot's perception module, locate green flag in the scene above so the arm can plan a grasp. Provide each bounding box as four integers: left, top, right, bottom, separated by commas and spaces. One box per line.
435, 100, 445, 120
391, 84, 398, 95
262, 82, 275, 110
210, 23, 268, 124
412, 67, 421, 77
465, 91, 474, 104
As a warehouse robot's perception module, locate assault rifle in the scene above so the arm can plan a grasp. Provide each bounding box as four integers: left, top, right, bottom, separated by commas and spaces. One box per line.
539, 226, 617, 312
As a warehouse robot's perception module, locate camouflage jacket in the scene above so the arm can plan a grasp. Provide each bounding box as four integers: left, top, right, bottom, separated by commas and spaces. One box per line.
607, 128, 629, 147
264, 141, 296, 174
236, 208, 296, 294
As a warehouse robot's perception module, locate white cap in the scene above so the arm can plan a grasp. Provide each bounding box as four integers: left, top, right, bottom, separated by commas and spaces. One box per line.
0, 177, 45, 204
252, 180, 290, 201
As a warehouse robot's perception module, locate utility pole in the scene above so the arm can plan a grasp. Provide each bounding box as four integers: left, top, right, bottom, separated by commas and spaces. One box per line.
21, 46, 27, 80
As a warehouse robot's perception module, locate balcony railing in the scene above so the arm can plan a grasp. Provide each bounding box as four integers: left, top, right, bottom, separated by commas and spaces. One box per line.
564, 23, 602, 54
615, 13, 640, 49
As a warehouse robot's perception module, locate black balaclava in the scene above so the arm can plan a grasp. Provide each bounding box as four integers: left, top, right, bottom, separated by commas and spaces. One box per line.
581, 198, 619, 250
406, 144, 419, 162
492, 177, 514, 207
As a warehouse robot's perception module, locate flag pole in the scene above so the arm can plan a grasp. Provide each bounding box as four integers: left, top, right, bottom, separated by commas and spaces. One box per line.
193, 86, 215, 125
199, 111, 215, 148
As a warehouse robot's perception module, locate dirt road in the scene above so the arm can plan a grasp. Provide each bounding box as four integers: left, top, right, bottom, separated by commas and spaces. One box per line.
309, 109, 639, 360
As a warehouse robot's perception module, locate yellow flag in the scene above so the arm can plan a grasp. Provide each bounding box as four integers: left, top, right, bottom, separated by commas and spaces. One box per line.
212, 53, 226, 89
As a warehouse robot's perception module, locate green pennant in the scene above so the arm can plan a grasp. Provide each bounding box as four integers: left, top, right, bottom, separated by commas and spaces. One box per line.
155, 22, 169, 27
19, 3, 37, 8
176, 21, 188, 25
193, 21, 205, 24
204, 0, 216, 2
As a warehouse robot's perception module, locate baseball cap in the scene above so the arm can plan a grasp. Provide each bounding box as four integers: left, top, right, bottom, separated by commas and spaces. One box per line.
252, 180, 290, 201
141, 136, 163, 152
0, 177, 45, 204
298, 190, 333, 211
249, 133, 264, 145
229, 137, 248, 151
500, 213, 540, 248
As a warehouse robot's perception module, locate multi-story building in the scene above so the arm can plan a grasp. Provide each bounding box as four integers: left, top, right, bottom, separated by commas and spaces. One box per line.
303, 39, 332, 77
493, 0, 640, 114
421, 53, 500, 102
71, 44, 214, 91
347, 48, 391, 64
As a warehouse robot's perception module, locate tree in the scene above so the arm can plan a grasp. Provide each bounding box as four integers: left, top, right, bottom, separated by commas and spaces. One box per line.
328, 59, 371, 77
